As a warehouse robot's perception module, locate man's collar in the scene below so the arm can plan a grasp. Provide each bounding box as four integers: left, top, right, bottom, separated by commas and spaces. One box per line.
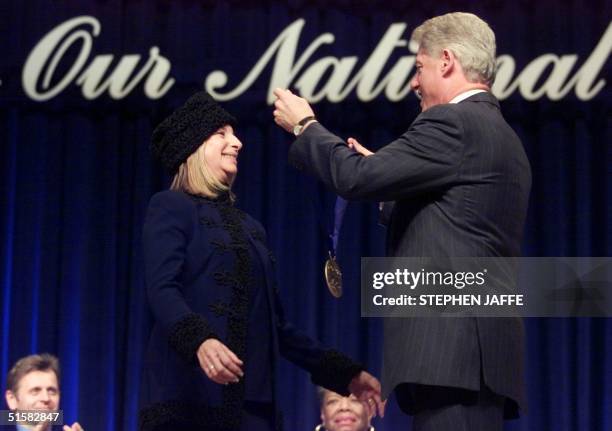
449, 89, 487, 104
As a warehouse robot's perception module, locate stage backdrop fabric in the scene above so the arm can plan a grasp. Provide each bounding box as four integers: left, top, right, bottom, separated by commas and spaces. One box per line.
1, 1, 611, 430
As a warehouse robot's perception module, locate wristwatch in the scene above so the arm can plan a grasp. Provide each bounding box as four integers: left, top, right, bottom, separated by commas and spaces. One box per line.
293, 115, 316, 136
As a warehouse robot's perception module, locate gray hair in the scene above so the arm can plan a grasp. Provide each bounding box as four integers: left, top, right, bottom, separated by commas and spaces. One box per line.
316, 386, 328, 405
410, 12, 497, 86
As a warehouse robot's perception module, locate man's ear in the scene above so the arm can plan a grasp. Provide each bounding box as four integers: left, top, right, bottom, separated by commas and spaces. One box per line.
5, 390, 18, 410
440, 48, 455, 76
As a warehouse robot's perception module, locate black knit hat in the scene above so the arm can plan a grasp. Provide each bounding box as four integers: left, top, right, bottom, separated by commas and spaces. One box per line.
151, 91, 237, 174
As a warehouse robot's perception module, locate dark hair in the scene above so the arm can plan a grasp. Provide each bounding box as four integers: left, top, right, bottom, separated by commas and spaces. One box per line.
6, 354, 60, 393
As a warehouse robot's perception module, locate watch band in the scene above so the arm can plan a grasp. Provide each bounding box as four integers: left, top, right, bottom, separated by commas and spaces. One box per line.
293, 115, 316, 136
298, 115, 316, 126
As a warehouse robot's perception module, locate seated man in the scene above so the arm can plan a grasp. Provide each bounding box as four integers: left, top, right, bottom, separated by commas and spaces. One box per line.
316, 387, 374, 431
4, 353, 83, 431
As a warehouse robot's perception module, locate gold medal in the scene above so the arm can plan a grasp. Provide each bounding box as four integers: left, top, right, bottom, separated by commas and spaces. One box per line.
324, 253, 343, 298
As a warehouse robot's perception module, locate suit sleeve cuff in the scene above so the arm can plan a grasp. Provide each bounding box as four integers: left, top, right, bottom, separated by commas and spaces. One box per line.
311, 350, 365, 396
288, 122, 328, 170
168, 313, 218, 364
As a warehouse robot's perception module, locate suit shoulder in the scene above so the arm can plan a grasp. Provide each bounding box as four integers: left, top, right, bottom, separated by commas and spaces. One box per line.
428, 102, 463, 116
149, 189, 191, 204
415, 104, 463, 126
147, 190, 196, 216
409, 104, 464, 139
143, 190, 198, 238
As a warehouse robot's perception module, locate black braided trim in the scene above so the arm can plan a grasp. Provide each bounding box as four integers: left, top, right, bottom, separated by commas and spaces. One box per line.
211, 239, 250, 254
213, 271, 248, 294
208, 301, 245, 320
249, 228, 266, 243
215, 203, 253, 426
311, 350, 365, 396
168, 313, 218, 365
139, 400, 239, 431
200, 217, 220, 228
188, 192, 232, 206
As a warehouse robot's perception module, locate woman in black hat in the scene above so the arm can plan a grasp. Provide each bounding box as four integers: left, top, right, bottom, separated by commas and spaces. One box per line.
139, 92, 383, 431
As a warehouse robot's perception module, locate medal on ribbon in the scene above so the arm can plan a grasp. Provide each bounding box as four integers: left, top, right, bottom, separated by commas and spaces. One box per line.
324, 197, 347, 298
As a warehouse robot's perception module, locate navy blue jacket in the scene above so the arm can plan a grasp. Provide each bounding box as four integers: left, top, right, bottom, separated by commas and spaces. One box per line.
139, 190, 362, 430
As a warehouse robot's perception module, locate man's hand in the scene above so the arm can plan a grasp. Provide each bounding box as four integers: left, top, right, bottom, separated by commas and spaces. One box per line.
347, 137, 374, 157
63, 422, 84, 431
272, 88, 316, 134
348, 371, 386, 418
197, 339, 244, 385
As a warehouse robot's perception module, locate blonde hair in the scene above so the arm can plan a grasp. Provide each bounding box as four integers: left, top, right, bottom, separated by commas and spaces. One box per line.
170, 140, 235, 201
411, 12, 497, 86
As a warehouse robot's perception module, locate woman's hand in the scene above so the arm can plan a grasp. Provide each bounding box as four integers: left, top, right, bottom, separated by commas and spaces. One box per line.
348, 371, 386, 418
347, 137, 374, 156
197, 339, 244, 385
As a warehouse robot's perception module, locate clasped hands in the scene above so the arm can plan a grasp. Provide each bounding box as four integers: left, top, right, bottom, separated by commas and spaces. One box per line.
197, 339, 385, 417
349, 370, 386, 418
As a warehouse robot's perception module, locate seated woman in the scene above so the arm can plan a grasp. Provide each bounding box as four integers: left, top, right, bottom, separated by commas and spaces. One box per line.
316, 387, 375, 431
139, 91, 383, 431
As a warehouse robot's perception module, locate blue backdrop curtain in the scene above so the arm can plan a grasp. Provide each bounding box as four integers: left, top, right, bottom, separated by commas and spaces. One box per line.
1, 1, 610, 430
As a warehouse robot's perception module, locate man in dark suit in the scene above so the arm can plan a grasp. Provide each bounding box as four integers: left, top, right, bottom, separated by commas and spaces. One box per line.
272, 12, 531, 431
